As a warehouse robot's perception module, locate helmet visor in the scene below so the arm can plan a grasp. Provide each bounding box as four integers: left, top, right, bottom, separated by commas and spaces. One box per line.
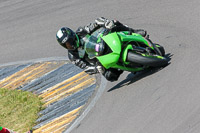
65, 41, 76, 50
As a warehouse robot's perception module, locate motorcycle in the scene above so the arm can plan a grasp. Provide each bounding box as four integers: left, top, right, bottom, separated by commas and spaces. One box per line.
79, 27, 169, 73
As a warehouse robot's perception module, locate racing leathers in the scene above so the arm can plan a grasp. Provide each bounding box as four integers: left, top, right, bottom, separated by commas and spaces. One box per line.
68, 17, 147, 82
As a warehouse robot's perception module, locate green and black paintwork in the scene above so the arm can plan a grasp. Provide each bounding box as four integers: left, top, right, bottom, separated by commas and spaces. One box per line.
78, 28, 169, 72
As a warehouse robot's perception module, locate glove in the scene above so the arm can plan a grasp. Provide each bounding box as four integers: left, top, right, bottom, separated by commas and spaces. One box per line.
105, 20, 116, 29
73, 59, 87, 69
95, 17, 117, 29
84, 66, 98, 75
96, 65, 104, 74
84, 65, 104, 75
95, 17, 107, 26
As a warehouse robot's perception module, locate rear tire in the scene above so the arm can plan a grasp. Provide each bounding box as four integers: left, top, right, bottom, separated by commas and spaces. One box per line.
127, 51, 169, 67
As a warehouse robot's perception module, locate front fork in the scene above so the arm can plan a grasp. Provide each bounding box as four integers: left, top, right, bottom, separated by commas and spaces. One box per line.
121, 44, 133, 65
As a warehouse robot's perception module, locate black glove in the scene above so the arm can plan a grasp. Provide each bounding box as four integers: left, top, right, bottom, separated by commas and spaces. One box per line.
95, 17, 107, 26
76, 27, 89, 37
105, 20, 116, 29
73, 59, 87, 69
84, 65, 104, 75
84, 66, 98, 75
95, 17, 117, 29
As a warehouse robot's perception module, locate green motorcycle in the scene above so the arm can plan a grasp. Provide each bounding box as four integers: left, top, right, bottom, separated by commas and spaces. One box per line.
79, 27, 169, 73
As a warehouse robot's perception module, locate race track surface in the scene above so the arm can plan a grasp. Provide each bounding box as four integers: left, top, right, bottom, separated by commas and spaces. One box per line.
1, 0, 200, 133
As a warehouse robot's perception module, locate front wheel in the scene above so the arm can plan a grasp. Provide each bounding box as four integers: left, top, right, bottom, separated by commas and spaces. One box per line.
127, 51, 169, 67
155, 43, 165, 56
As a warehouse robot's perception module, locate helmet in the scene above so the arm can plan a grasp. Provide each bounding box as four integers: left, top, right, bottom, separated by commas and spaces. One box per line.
56, 27, 79, 50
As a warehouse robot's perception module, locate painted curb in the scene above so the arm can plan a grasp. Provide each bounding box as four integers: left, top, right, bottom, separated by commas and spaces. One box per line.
0, 57, 106, 133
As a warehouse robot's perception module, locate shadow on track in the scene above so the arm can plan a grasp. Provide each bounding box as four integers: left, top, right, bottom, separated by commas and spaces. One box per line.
107, 53, 172, 92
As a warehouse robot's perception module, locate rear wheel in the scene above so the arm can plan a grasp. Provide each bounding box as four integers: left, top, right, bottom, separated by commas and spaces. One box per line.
127, 51, 169, 67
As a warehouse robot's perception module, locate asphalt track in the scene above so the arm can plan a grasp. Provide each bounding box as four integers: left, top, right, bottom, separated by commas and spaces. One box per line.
1, 0, 200, 133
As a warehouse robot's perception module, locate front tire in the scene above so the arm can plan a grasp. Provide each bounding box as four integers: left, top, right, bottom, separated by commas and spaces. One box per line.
127, 51, 169, 67
155, 44, 165, 56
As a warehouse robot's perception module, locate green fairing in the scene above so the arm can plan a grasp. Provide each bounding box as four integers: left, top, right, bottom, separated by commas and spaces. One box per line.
102, 32, 121, 54
97, 32, 121, 69
81, 27, 166, 72
118, 32, 154, 49
75, 34, 80, 47
97, 53, 120, 69
118, 32, 143, 42
96, 32, 153, 70
98, 32, 151, 69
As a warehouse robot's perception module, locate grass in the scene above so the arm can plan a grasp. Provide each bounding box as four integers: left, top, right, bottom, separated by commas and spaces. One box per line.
0, 88, 43, 133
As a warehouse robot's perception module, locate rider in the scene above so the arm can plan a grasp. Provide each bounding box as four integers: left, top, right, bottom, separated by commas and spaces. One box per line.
56, 17, 148, 82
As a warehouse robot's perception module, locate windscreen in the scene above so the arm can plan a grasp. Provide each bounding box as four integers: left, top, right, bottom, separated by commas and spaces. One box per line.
84, 28, 106, 59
